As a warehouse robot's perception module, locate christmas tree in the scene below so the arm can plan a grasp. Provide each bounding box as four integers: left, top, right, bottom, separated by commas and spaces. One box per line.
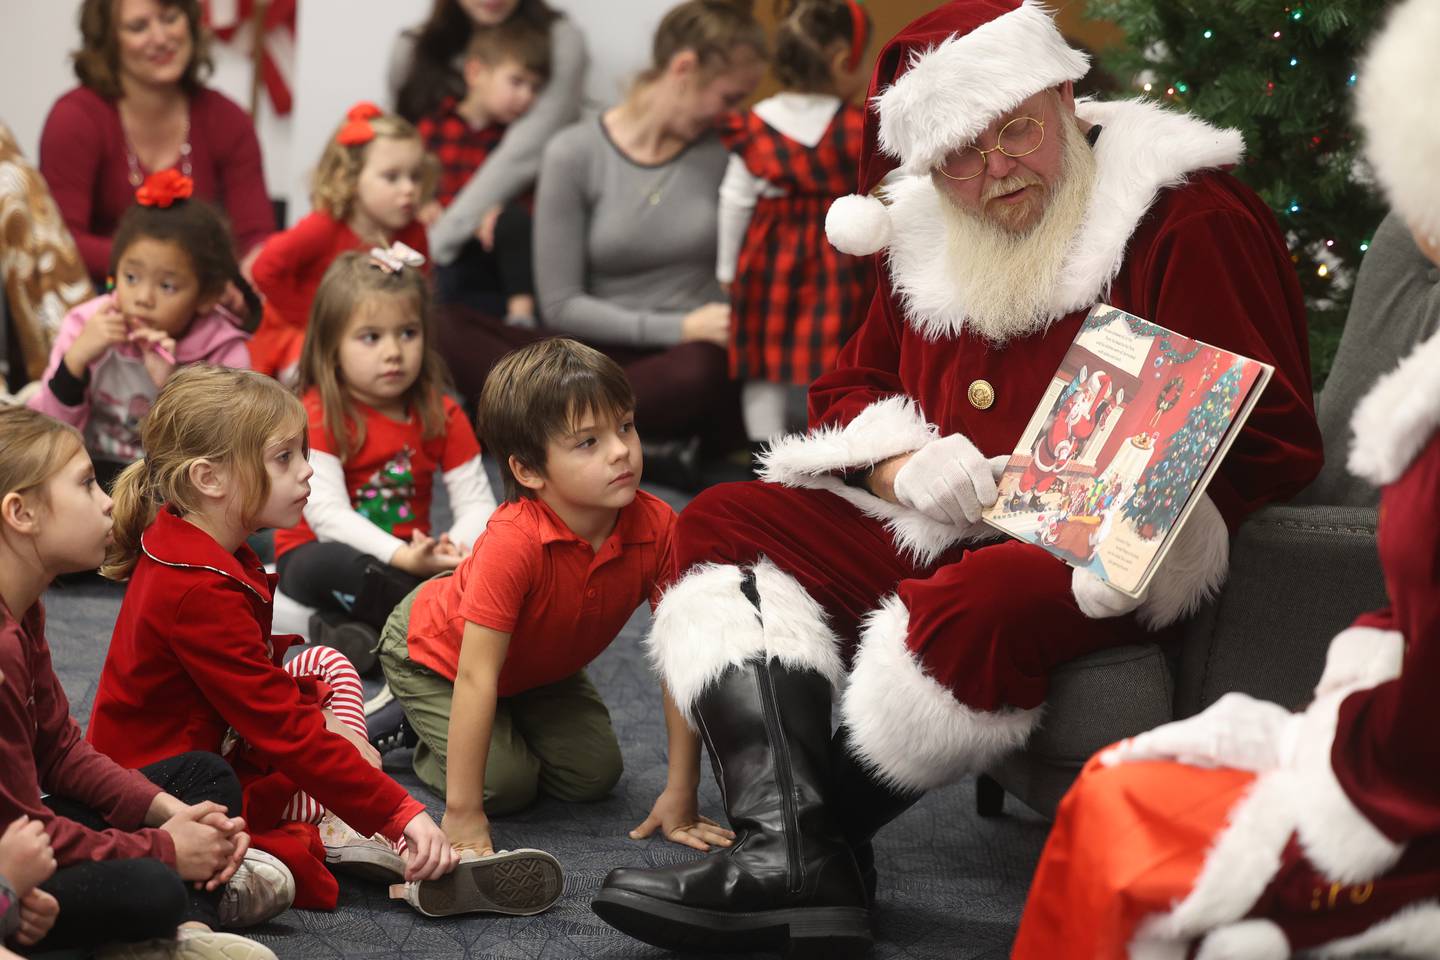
355, 449, 417, 533
1124, 361, 1243, 539
1086, 0, 1389, 381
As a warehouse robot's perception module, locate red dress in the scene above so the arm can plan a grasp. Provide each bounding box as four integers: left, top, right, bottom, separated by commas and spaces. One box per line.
248, 212, 430, 378
719, 106, 874, 384
1013, 331, 1440, 957
87, 508, 424, 909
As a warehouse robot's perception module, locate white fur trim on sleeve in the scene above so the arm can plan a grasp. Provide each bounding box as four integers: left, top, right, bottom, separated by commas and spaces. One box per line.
645, 559, 845, 723
1194, 920, 1289, 960
840, 593, 1039, 792
1135, 493, 1229, 630
876, 1, 1090, 175
1309, 900, 1440, 959
758, 394, 937, 484
1314, 625, 1405, 700
441, 455, 497, 551
1356, 0, 1440, 241
1347, 327, 1440, 487
301, 450, 406, 563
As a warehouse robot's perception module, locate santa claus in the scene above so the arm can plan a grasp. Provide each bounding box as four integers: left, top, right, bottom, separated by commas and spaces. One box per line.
593, 0, 1322, 954
1015, 367, 1124, 509
1012, 0, 1440, 955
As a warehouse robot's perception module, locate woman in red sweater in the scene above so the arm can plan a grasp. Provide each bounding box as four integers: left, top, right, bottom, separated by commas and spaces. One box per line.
248, 103, 432, 381
85, 366, 464, 913
39, 0, 274, 287
0, 405, 288, 959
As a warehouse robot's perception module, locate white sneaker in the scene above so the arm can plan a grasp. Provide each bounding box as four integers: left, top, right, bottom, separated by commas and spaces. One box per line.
363, 682, 394, 716
95, 927, 278, 959
319, 812, 405, 882
219, 848, 295, 927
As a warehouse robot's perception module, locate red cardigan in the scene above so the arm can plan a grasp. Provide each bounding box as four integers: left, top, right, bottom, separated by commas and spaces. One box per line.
248, 211, 429, 377
87, 508, 423, 904
39, 86, 275, 282
0, 601, 173, 867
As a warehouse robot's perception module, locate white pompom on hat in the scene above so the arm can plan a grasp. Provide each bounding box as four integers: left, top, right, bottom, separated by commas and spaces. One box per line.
825, 0, 1090, 257
1355, 0, 1440, 240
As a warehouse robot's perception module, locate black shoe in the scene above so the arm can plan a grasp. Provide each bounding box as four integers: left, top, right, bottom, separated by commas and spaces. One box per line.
367, 699, 418, 754
307, 612, 379, 675
593, 658, 871, 957
828, 726, 923, 906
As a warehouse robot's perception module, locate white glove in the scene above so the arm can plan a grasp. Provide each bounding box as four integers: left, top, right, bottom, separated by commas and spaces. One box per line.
1071, 567, 1143, 619
892, 434, 1005, 526
1099, 692, 1299, 772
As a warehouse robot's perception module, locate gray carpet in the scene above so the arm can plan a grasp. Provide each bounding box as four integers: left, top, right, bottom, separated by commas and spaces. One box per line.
43, 490, 1049, 959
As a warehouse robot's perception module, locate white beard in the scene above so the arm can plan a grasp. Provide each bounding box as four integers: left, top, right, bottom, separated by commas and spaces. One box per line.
935, 121, 1098, 344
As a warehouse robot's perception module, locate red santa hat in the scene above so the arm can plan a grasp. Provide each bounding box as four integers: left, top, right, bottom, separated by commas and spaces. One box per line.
1355, 0, 1440, 241
826, 0, 1090, 257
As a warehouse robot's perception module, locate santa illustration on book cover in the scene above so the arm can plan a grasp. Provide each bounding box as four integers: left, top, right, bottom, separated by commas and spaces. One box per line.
985, 304, 1272, 596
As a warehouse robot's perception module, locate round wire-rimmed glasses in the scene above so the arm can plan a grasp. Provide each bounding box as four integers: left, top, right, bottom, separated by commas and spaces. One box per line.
936, 116, 1046, 181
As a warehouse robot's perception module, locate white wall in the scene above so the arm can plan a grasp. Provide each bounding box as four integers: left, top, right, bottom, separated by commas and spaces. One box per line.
1, 1, 672, 224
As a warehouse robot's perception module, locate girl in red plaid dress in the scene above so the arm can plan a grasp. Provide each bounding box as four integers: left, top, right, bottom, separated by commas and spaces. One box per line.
717, 0, 876, 445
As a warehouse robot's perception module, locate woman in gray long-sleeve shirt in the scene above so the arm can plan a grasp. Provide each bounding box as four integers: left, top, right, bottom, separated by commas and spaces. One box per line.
432, 1, 767, 461
389, 0, 587, 267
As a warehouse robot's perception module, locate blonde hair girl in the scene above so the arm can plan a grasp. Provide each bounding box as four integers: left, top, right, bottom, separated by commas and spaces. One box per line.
0, 404, 287, 957
274, 252, 496, 674
86, 366, 466, 913
248, 103, 436, 381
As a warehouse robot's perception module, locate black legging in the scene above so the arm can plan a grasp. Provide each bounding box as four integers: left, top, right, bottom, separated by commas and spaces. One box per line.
436, 200, 535, 315
275, 539, 422, 627
29, 751, 242, 951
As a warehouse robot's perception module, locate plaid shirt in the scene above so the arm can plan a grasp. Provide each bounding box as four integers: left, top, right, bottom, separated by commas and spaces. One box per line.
417, 98, 506, 209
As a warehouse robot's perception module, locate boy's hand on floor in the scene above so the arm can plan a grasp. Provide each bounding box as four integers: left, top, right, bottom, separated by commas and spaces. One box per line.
631, 787, 735, 852
440, 808, 493, 857
402, 813, 460, 882
14, 888, 58, 947
0, 817, 56, 896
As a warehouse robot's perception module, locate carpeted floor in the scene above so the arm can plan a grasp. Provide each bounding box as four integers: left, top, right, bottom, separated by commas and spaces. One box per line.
43, 480, 1050, 960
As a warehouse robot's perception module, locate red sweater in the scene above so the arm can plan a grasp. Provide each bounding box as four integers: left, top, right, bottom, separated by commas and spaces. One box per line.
39, 85, 275, 282
0, 600, 173, 868
248, 211, 429, 378
87, 509, 422, 847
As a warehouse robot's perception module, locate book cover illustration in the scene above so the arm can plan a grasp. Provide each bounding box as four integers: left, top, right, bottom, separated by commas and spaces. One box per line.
982, 304, 1272, 597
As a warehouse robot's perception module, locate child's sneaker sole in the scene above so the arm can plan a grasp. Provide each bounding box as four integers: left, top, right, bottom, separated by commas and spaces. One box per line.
96, 929, 278, 960
325, 843, 406, 884
404, 849, 564, 917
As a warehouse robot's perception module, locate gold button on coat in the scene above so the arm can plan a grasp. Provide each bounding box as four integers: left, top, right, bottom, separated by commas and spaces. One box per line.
968, 379, 995, 410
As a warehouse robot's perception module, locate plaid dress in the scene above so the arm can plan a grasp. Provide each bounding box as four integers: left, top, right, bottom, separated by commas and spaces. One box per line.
417, 98, 506, 209
720, 104, 874, 385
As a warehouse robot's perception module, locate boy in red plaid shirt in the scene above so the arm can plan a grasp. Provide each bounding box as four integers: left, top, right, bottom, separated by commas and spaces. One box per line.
417, 21, 548, 324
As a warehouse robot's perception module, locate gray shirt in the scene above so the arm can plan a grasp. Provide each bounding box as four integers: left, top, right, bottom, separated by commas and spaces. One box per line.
388, 18, 588, 265
535, 116, 728, 348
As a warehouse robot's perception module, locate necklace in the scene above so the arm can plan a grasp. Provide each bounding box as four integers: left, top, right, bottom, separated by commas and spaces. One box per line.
644, 165, 677, 207
124, 111, 192, 187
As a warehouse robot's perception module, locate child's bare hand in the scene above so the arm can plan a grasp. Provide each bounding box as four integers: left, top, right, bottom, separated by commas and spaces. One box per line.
418, 201, 444, 227
160, 801, 240, 882
65, 301, 129, 373
392, 531, 462, 576
433, 533, 467, 559
631, 787, 735, 852
14, 888, 58, 947
193, 811, 250, 891
402, 812, 460, 882
127, 323, 178, 387
474, 206, 503, 251
322, 707, 382, 769
0, 817, 56, 895
440, 807, 493, 856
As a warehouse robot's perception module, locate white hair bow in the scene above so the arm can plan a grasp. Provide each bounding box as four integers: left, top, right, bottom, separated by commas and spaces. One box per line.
368, 242, 426, 274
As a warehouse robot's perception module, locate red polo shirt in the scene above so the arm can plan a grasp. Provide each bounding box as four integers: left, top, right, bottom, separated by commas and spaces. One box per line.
405, 490, 675, 696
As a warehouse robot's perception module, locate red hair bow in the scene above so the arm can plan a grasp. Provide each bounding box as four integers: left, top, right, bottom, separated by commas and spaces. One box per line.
135, 169, 194, 208
336, 101, 384, 147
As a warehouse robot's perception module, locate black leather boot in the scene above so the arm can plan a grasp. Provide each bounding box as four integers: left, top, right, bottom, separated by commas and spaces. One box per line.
829, 726, 924, 904
593, 658, 871, 956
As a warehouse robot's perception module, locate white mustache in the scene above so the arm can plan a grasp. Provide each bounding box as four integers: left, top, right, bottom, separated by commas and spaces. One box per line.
982, 174, 1044, 202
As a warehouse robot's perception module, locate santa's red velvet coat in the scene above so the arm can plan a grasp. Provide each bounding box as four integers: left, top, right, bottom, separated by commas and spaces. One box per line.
652, 98, 1323, 794
87, 508, 423, 908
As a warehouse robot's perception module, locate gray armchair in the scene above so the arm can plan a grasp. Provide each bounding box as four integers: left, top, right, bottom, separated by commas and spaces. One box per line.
983, 213, 1440, 819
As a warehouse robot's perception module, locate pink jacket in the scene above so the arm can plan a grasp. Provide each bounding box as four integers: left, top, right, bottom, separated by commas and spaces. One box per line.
29, 295, 251, 463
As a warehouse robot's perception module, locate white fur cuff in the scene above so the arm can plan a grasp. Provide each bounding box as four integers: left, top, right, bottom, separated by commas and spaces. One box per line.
758, 394, 937, 485
1136, 494, 1229, 630
1315, 625, 1405, 699
840, 594, 1039, 792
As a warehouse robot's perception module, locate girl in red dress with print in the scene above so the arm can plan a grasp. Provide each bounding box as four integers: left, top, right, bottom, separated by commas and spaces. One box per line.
86, 367, 474, 914
716, 0, 876, 445
249, 103, 435, 382
1012, 2, 1440, 955
274, 250, 497, 675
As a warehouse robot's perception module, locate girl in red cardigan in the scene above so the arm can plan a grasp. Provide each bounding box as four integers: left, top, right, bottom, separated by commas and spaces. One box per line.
0, 405, 286, 959
249, 103, 434, 382
85, 366, 464, 913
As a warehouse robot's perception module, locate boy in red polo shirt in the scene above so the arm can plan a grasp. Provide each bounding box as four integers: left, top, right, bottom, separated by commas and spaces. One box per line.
378, 338, 734, 857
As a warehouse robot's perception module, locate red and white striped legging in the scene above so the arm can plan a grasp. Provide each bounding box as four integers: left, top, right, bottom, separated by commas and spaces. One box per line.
280, 644, 367, 823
